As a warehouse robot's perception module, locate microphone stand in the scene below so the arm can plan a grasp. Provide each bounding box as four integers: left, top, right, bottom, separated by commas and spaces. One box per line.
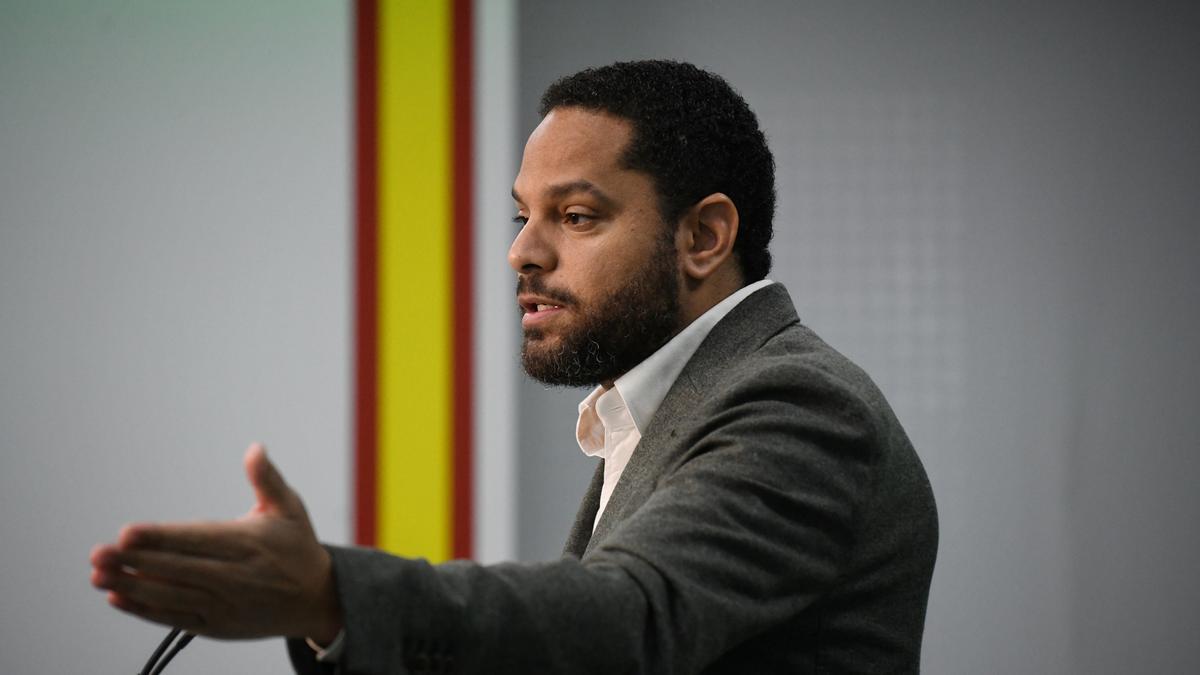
138, 628, 195, 675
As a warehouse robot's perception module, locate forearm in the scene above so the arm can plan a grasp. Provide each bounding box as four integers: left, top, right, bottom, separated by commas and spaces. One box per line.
325, 546, 655, 674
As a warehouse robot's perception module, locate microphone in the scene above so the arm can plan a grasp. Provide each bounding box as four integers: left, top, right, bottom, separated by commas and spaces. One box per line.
138, 628, 195, 675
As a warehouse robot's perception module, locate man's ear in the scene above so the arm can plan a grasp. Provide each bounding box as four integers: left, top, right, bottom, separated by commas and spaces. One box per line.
679, 193, 739, 281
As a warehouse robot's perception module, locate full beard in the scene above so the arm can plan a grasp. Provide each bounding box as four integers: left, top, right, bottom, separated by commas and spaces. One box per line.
520, 237, 682, 388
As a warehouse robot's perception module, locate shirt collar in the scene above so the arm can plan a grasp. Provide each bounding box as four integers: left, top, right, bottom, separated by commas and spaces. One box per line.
576, 385, 635, 458
575, 279, 775, 454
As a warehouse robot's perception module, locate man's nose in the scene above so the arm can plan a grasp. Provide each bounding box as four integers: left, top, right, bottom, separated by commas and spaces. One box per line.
507, 221, 556, 273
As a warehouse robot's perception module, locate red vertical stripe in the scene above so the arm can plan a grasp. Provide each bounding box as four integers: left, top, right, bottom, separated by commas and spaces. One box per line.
451, 0, 475, 560
354, 0, 379, 548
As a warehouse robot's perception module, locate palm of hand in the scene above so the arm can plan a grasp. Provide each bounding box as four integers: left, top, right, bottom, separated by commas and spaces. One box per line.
90, 444, 342, 642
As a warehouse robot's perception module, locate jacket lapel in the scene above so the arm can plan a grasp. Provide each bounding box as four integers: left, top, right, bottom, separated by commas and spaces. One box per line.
584, 284, 801, 555
562, 461, 604, 558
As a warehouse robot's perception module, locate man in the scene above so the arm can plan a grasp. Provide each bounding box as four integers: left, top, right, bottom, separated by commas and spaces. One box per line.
91, 60, 938, 673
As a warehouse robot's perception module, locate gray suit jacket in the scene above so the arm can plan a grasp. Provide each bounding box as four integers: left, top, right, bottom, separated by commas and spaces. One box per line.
289, 284, 938, 674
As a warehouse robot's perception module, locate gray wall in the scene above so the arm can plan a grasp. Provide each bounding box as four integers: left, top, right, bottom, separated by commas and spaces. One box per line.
0, 2, 349, 672
514, 2, 1200, 673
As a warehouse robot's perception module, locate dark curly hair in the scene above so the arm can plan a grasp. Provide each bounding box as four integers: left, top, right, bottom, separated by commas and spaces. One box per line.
539, 60, 776, 283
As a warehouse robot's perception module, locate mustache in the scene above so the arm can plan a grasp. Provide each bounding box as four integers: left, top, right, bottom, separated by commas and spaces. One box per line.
516, 276, 579, 307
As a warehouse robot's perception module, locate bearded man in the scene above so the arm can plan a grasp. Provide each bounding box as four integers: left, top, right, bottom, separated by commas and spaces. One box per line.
91, 60, 938, 674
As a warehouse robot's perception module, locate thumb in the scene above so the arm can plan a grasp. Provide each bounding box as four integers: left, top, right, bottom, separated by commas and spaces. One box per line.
244, 443, 300, 516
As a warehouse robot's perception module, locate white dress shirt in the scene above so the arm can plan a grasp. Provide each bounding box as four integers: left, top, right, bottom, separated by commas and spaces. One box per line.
576, 279, 774, 530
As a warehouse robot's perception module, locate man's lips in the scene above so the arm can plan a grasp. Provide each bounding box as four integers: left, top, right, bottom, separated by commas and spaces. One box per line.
518, 294, 568, 327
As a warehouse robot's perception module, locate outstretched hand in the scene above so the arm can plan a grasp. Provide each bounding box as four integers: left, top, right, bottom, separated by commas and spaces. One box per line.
90, 444, 342, 642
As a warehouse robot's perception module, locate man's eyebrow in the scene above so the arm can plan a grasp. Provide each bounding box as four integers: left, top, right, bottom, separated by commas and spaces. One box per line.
511, 180, 615, 207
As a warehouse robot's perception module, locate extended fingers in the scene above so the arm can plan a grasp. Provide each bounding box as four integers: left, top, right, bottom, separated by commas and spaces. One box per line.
90, 543, 122, 572
119, 521, 255, 559
99, 547, 238, 589
95, 567, 214, 621
107, 592, 207, 635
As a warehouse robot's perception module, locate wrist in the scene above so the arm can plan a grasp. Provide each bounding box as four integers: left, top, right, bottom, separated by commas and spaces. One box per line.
306, 547, 343, 644
308, 618, 342, 647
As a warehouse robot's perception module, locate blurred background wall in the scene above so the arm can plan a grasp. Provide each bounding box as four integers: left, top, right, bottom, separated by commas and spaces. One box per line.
2, 1, 1197, 673
0, 2, 352, 672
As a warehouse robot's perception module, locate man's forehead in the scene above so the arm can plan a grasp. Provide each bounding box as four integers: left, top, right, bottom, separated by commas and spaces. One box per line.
529, 107, 632, 147
523, 109, 630, 165
514, 109, 635, 202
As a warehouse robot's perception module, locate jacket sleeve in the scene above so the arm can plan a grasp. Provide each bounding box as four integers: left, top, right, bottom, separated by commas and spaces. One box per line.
298, 361, 878, 675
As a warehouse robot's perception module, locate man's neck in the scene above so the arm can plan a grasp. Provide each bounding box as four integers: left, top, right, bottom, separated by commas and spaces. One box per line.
678, 266, 745, 329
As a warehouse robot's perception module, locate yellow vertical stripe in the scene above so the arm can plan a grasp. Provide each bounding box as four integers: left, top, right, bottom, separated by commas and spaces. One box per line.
376, 0, 453, 560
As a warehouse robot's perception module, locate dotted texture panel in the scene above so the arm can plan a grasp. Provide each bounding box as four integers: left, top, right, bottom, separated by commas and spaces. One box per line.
766, 94, 965, 439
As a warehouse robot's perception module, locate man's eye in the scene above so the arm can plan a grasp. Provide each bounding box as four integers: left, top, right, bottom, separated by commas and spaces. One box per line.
564, 213, 591, 226
512, 215, 528, 226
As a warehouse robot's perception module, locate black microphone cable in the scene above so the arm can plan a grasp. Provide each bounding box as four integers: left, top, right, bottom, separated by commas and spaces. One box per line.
138, 628, 195, 675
